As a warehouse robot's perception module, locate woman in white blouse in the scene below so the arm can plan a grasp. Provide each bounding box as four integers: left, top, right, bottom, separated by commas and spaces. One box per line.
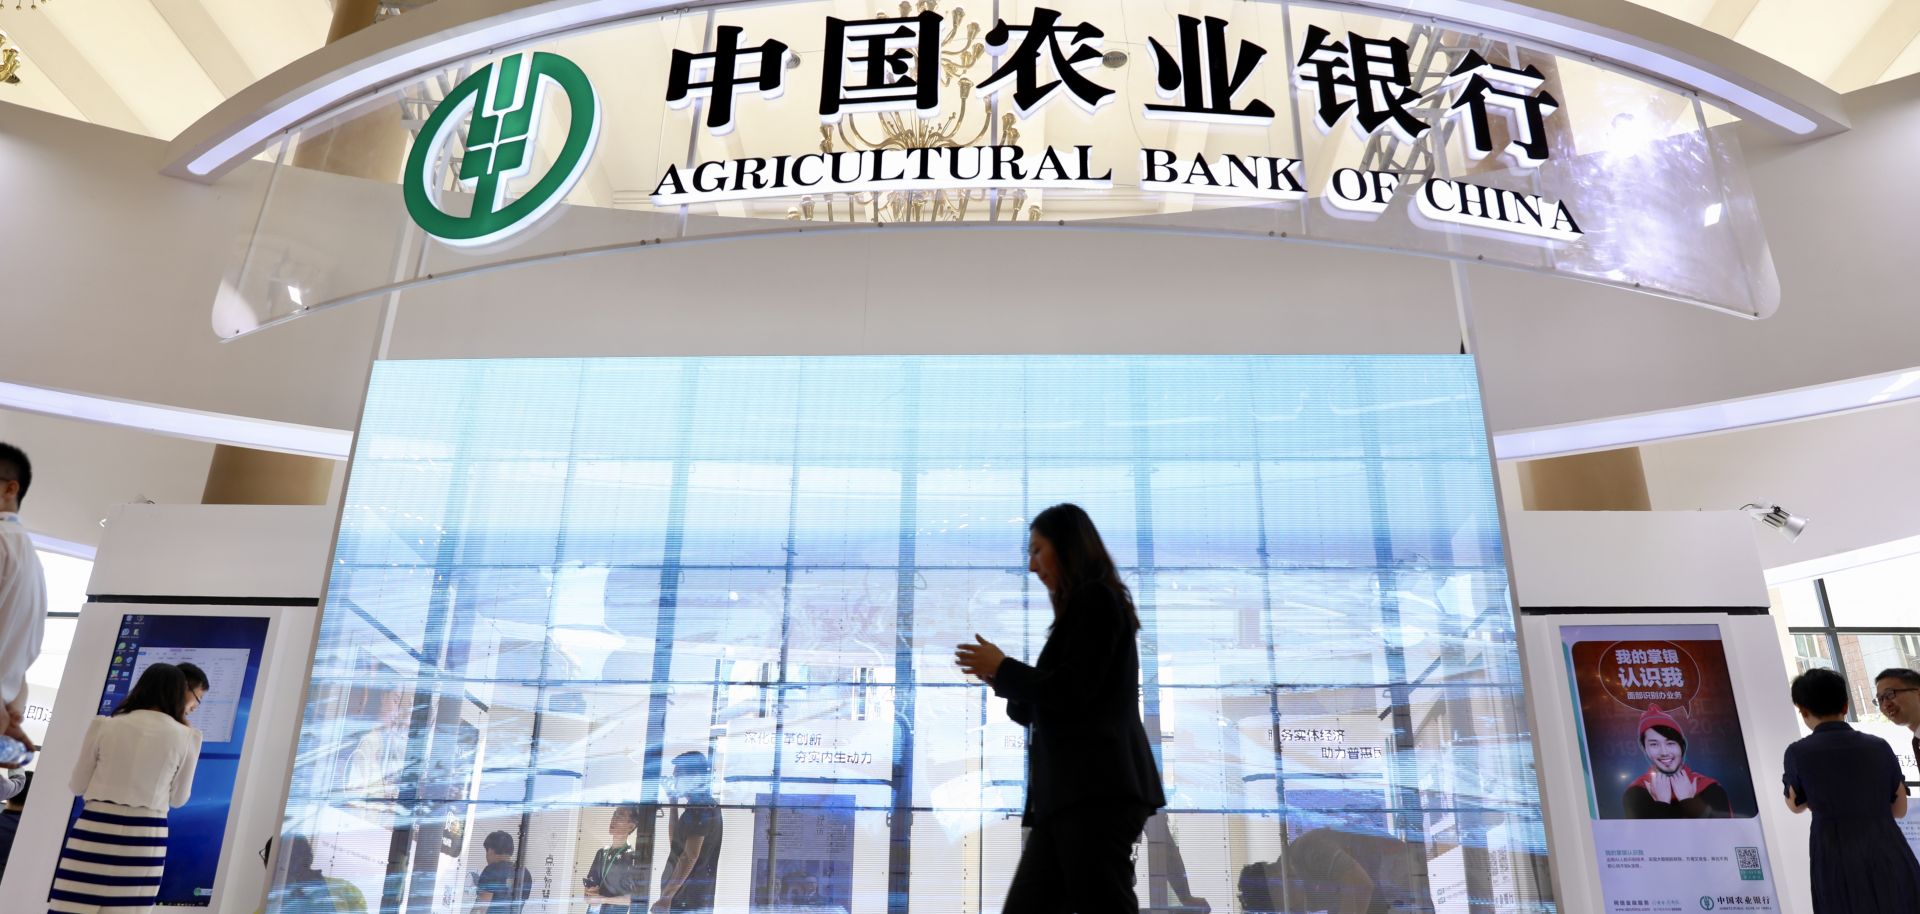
49, 662, 205, 914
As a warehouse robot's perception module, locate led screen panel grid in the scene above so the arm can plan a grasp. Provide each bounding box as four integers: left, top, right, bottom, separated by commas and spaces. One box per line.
276, 355, 1555, 913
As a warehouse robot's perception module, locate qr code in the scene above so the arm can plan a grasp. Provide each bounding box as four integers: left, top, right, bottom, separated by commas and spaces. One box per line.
1736, 846, 1761, 870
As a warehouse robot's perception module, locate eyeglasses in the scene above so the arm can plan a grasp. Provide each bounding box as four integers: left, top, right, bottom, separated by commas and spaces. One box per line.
1875, 687, 1919, 706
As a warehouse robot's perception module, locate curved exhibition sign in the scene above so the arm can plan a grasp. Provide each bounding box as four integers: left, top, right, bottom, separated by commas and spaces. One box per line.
197, 0, 1796, 337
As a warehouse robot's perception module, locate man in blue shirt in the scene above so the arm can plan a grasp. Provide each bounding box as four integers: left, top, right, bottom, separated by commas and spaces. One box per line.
474, 830, 532, 914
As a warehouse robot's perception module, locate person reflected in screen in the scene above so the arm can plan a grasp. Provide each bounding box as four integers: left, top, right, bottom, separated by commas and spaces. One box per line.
472, 830, 532, 914
54, 661, 204, 914
1237, 827, 1427, 914
345, 686, 408, 798
274, 835, 368, 914
655, 751, 722, 913
1145, 810, 1210, 912
1622, 704, 1731, 818
177, 662, 209, 717
583, 803, 643, 913
776, 865, 826, 907
1783, 667, 1920, 913
954, 503, 1168, 913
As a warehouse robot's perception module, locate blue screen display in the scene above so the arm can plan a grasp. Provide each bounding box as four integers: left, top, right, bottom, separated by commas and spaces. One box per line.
81, 612, 269, 906
273, 355, 1554, 913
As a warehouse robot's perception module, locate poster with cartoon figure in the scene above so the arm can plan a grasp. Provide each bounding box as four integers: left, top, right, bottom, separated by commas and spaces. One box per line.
1563, 624, 1780, 913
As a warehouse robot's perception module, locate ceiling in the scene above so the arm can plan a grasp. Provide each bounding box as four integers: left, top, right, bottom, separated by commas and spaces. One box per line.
0, 0, 1916, 142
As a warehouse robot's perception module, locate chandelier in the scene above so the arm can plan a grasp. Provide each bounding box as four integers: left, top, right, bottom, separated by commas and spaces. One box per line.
0, 33, 20, 85
790, 0, 1040, 224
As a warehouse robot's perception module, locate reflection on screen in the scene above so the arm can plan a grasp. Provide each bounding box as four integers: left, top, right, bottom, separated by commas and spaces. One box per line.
129, 647, 250, 743
271, 356, 1555, 913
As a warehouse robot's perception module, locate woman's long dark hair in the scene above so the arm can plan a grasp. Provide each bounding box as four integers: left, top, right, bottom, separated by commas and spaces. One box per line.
114, 662, 190, 724
1030, 503, 1141, 632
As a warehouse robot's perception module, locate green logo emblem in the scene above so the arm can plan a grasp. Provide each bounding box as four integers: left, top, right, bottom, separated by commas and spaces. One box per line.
404, 51, 600, 247
1699, 897, 1716, 910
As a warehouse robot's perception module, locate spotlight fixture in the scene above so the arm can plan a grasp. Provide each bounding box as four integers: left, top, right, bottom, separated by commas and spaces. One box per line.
1741, 503, 1808, 542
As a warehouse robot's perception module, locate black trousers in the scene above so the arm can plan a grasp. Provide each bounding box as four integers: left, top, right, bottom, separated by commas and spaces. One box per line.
1003, 804, 1151, 913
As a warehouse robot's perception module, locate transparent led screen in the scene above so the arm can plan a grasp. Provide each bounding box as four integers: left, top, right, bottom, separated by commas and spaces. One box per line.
271, 355, 1553, 913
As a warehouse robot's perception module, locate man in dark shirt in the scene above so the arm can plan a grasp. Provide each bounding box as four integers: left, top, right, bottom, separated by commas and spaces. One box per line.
474, 830, 532, 914
655, 751, 723, 913
1622, 704, 1732, 818
0, 770, 30, 878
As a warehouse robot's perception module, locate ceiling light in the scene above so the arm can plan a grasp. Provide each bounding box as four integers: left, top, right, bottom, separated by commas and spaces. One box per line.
0, 379, 352, 458
1702, 203, 1723, 226
1741, 503, 1808, 542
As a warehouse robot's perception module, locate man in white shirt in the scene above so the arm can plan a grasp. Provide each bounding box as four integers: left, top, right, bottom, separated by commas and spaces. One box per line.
1875, 667, 1920, 783
0, 444, 46, 766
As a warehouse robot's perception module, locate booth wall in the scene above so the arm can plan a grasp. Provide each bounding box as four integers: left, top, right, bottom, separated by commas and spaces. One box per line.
4, 76, 1920, 436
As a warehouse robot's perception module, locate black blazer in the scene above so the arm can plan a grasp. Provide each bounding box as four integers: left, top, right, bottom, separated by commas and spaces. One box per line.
992, 581, 1167, 824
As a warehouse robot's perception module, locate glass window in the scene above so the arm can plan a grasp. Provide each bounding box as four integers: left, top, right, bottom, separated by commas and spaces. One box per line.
1820, 551, 1920, 627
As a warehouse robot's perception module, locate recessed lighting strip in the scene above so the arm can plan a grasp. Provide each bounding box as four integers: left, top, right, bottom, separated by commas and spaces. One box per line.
1491, 368, 1920, 461
0, 380, 353, 460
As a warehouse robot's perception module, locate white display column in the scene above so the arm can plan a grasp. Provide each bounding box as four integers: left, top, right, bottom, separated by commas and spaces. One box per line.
0, 504, 334, 914
1510, 510, 1812, 914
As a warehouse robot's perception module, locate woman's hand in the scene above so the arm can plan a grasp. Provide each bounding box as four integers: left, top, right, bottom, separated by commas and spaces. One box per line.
955, 634, 1006, 683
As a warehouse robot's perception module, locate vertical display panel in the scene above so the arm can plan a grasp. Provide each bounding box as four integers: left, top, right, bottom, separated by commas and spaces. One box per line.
1562, 623, 1779, 914
272, 355, 1553, 913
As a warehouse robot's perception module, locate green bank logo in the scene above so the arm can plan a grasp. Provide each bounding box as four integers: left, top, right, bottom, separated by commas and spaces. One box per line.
403, 51, 600, 248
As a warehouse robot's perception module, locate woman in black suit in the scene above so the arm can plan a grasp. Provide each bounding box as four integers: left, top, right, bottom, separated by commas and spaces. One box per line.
955, 502, 1168, 912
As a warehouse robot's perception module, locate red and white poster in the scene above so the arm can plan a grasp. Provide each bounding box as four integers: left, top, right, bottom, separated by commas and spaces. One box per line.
1563, 623, 1780, 913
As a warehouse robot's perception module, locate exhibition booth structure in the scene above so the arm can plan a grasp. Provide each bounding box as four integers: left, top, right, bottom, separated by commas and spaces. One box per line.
12, 0, 1887, 912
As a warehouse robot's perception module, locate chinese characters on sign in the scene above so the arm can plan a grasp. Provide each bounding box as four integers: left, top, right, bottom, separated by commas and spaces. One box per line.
402, 6, 1599, 248
648, 7, 1581, 242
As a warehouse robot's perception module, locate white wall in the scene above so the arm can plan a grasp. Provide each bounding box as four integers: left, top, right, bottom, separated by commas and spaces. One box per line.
0, 104, 380, 431
381, 227, 1466, 360
1507, 511, 1770, 609
0, 407, 217, 547
1638, 396, 1920, 569
1471, 73, 1920, 433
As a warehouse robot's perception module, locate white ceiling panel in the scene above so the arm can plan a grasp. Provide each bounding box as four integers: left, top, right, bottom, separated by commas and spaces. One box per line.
0, 36, 85, 121
39, 0, 226, 138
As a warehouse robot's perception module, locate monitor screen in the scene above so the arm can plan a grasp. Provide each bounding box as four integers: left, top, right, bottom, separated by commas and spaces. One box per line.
86, 612, 271, 906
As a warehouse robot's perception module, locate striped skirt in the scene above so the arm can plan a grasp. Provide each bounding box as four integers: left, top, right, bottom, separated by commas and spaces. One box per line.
47, 800, 168, 913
